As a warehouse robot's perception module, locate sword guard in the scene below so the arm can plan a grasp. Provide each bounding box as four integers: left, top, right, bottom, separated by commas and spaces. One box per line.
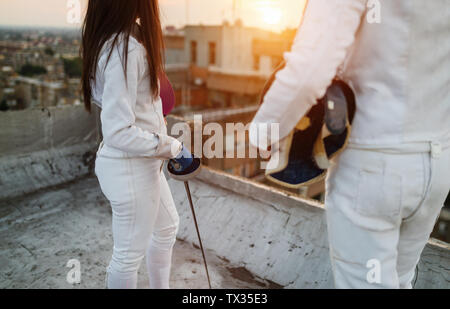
167, 157, 202, 181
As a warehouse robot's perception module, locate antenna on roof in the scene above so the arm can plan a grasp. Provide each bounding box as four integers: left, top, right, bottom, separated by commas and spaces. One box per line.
232, 0, 242, 25
185, 0, 190, 25
232, 0, 236, 22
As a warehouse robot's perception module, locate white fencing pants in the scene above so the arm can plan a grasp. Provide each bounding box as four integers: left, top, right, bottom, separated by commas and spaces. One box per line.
325, 142, 450, 289
95, 155, 180, 289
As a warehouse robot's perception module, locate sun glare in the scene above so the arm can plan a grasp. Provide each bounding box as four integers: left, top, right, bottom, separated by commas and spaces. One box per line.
260, 6, 282, 25
256, 0, 283, 27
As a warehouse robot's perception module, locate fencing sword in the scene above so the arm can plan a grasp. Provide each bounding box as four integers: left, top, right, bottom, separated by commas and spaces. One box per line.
183, 181, 212, 289
167, 151, 210, 289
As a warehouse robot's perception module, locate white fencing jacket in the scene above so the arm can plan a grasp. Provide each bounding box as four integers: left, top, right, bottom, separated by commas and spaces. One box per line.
251, 0, 450, 150
92, 36, 182, 159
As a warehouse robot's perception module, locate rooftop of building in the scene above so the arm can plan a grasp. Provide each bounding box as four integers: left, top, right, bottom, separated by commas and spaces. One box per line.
0, 173, 280, 289
0, 105, 449, 289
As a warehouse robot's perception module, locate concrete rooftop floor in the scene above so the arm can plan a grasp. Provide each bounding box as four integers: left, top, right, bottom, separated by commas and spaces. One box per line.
0, 176, 275, 289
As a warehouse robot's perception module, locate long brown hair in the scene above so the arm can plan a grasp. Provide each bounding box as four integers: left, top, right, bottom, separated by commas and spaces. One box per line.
81, 0, 164, 112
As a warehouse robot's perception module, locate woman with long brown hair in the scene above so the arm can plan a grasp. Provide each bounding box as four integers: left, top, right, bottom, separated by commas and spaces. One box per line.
81, 0, 196, 289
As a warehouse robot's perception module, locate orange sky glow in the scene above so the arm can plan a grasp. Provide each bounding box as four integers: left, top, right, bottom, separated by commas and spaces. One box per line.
0, 0, 306, 31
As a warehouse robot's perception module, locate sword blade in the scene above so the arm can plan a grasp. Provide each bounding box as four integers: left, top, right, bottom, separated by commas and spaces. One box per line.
184, 181, 212, 289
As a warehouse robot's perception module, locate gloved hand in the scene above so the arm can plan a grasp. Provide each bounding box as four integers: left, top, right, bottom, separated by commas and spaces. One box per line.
167, 145, 201, 181
169, 146, 194, 172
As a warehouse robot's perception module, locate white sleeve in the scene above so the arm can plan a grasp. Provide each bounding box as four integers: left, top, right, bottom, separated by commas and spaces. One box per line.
100, 44, 181, 159
250, 0, 367, 148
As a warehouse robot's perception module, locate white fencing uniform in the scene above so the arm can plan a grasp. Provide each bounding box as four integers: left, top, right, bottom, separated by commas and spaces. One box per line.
250, 0, 450, 288
95, 152, 180, 289
326, 145, 449, 288
92, 35, 182, 289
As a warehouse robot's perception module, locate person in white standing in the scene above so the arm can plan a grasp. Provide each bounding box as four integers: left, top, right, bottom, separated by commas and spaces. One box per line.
81, 0, 195, 289
250, 0, 450, 288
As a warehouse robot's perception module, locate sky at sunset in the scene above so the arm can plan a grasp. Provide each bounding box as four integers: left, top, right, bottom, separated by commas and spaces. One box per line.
0, 0, 306, 31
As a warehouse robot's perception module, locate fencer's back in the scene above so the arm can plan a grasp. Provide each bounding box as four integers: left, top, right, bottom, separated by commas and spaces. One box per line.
344, 0, 450, 146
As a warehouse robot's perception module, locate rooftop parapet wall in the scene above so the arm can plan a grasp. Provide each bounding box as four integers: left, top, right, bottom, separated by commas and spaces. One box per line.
0, 105, 98, 157
0, 106, 98, 200
168, 167, 450, 289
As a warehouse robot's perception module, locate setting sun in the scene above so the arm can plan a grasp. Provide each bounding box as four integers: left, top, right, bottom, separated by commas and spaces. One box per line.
260, 6, 282, 26
239, 0, 306, 31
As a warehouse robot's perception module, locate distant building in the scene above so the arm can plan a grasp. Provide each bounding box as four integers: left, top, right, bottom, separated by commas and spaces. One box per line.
164, 29, 192, 109
182, 22, 295, 108
162, 23, 296, 179
163, 23, 295, 111
11, 76, 64, 109
164, 28, 186, 65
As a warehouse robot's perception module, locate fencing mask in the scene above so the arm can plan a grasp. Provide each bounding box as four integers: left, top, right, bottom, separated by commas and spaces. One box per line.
261, 62, 356, 188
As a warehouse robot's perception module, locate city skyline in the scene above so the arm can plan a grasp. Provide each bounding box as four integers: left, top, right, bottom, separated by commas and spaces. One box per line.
0, 0, 306, 31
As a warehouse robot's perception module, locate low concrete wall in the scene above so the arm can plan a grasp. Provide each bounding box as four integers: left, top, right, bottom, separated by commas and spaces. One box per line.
0, 106, 98, 200
168, 167, 450, 289
0, 106, 98, 157
0, 143, 97, 200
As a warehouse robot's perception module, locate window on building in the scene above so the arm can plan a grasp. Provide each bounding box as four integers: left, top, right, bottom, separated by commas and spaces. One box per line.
208, 42, 216, 65
253, 55, 260, 71
190, 41, 197, 65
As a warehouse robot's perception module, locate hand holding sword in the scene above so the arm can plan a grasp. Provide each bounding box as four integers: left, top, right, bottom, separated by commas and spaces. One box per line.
167, 146, 211, 289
